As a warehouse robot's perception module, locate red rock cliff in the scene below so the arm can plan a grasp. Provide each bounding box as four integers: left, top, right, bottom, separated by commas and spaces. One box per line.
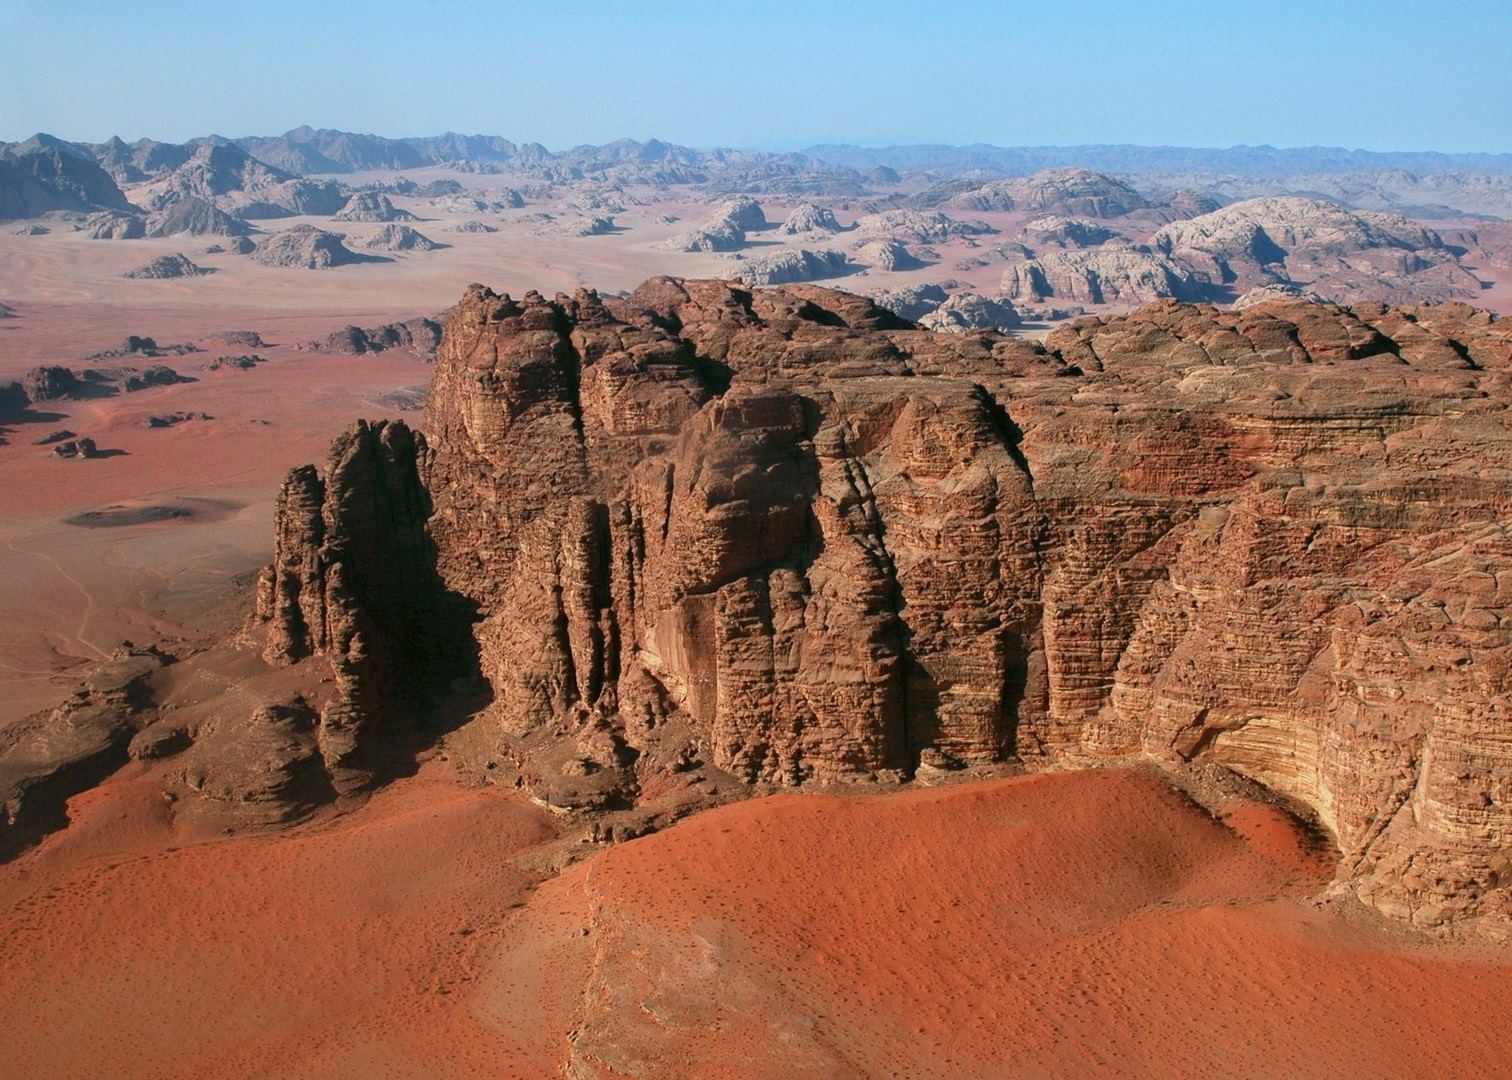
256, 279, 1511, 935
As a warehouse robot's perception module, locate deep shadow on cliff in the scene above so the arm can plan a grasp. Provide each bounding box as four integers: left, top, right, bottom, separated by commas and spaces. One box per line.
254, 419, 487, 788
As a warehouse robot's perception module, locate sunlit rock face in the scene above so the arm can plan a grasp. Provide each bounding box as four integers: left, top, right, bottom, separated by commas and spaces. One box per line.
253, 281, 1510, 935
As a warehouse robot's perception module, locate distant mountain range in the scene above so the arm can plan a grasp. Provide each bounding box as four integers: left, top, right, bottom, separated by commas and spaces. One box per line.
3, 128, 1510, 223
7, 128, 1509, 180
800, 143, 1512, 178
234, 126, 536, 174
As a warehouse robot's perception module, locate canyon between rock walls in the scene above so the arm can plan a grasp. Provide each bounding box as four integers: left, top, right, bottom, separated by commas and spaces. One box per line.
4, 276, 1512, 1077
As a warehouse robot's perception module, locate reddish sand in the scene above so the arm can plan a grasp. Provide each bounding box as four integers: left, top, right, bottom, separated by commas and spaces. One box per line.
0, 758, 557, 1079
3, 764, 1510, 1077
481, 768, 1512, 1079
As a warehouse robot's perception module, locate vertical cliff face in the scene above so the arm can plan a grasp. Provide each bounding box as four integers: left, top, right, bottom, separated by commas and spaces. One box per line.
1032, 301, 1512, 932
255, 418, 450, 789
250, 281, 1511, 936
411, 282, 1051, 791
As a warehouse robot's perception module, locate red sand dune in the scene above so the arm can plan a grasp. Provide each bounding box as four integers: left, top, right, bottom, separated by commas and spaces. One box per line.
481, 768, 1512, 1079
3, 762, 1510, 1078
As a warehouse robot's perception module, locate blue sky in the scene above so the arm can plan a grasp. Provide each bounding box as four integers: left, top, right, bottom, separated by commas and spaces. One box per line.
3, 0, 1509, 151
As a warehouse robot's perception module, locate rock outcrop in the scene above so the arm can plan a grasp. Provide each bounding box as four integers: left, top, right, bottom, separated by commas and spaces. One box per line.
172, 699, 332, 830
850, 238, 919, 271
137, 140, 346, 218
254, 420, 464, 791
209, 329, 266, 348
88, 335, 198, 360
21, 365, 82, 401
916, 292, 1022, 332
333, 192, 417, 223
123, 365, 192, 391
51, 437, 99, 459
947, 168, 1151, 217
663, 223, 744, 252
781, 202, 843, 234
84, 211, 146, 239
144, 196, 251, 237
206, 354, 265, 371
1, 648, 168, 857
361, 224, 442, 251
706, 195, 767, 233
856, 209, 994, 243
1023, 215, 1119, 248
123, 253, 213, 279
1233, 283, 1330, 309
252, 225, 373, 269
435, 190, 524, 214
1164, 189, 1224, 220
87, 134, 194, 184
1000, 250, 1215, 304
732, 249, 852, 285
551, 215, 617, 237
245, 281, 1512, 936
306, 316, 443, 358
664, 197, 767, 252
0, 136, 133, 220
1, 358, 193, 409
1152, 196, 1480, 302
8, 277, 1510, 939
1155, 196, 1440, 264
868, 282, 952, 321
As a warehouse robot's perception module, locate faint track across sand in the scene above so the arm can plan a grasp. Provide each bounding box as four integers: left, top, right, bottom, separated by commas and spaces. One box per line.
0, 532, 112, 665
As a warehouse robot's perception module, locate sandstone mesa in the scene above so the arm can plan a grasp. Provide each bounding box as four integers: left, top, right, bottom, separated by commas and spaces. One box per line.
5, 277, 1508, 941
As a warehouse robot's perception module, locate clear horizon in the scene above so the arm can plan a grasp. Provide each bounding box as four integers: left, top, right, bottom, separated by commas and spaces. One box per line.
4, 0, 1510, 154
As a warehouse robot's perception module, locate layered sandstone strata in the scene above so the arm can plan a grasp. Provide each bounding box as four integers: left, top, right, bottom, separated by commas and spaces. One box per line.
251, 282, 1512, 932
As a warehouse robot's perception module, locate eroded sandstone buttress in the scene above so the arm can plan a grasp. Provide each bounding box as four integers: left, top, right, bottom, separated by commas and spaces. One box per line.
251, 281, 1510, 935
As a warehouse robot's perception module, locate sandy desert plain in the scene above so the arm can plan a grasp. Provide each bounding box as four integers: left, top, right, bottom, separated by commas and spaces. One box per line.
3, 147, 1512, 1079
